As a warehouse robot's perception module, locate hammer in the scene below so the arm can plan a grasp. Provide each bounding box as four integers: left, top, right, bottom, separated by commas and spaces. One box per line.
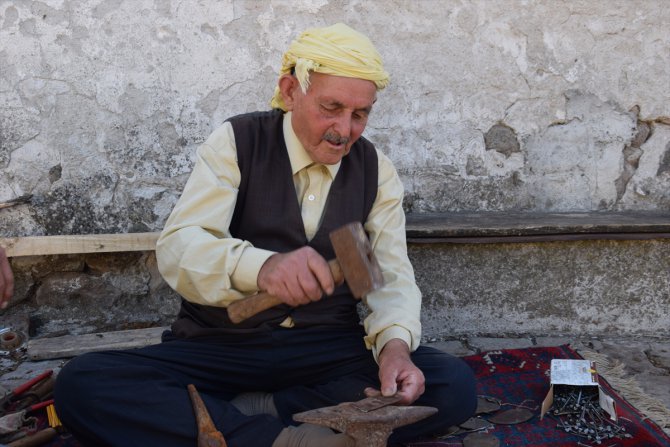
226, 222, 384, 324
187, 384, 227, 447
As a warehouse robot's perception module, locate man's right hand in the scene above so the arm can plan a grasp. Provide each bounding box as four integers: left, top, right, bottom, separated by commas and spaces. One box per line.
257, 246, 335, 307
0, 247, 14, 310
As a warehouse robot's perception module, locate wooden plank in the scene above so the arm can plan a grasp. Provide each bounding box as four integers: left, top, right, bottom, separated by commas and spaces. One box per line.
26, 326, 167, 360
408, 232, 670, 245
0, 232, 160, 257
2, 212, 669, 257
406, 211, 670, 239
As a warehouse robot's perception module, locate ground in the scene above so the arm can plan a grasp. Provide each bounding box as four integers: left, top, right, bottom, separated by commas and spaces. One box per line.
1, 334, 669, 437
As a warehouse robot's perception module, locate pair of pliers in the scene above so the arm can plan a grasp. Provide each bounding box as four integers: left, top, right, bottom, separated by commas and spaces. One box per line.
0, 370, 53, 416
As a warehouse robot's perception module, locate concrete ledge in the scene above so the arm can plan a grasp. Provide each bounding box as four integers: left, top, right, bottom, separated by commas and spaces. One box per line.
1, 212, 668, 343
3, 212, 669, 257
406, 211, 670, 243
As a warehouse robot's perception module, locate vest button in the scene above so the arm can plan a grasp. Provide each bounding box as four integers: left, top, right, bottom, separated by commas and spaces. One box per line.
308, 194, 315, 201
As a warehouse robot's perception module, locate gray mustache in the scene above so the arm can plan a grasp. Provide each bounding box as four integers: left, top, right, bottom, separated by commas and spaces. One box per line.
323, 133, 350, 145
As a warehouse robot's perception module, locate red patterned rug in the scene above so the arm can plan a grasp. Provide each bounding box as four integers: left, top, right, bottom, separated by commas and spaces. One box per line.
14, 345, 670, 446
408, 344, 670, 447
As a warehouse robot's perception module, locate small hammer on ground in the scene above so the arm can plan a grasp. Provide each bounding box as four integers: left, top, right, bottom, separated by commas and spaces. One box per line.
187, 384, 227, 447
293, 396, 438, 447
227, 222, 384, 324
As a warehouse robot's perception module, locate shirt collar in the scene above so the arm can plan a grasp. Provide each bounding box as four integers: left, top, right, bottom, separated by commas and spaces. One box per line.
283, 112, 340, 178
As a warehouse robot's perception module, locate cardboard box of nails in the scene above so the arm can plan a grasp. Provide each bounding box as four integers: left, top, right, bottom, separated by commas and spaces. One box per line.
541, 359, 618, 421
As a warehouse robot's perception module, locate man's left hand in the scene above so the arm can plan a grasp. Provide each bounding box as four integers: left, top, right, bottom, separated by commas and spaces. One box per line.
367, 338, 425, 405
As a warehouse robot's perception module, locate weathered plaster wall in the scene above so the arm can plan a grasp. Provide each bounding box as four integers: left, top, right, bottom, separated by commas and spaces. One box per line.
1, 0, 669, 236
1, 1, 669, 338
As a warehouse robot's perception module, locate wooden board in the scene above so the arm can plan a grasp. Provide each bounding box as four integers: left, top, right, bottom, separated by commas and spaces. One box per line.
26, 326, 167, 360
0, 232, 160, 257
3, 212, 670, 256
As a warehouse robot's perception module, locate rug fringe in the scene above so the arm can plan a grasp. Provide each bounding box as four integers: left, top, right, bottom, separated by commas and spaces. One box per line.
578, 347, 670, 431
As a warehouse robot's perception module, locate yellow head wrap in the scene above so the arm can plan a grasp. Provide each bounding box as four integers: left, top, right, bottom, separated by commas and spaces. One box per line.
270, 23, 390, 111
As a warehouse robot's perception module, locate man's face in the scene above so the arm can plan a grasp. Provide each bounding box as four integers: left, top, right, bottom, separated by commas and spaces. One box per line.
282, 72, 377, 165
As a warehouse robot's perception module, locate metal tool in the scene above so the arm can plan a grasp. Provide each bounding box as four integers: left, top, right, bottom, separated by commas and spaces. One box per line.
227, 222, 384, 324
350, 395, 402, 413
475, 396, 501, 415
0, 371, 53, 416
463, 432, 501, 447
487, 408, 534, 425
293, 395, 437, 447
2, 402, 61, 446
187, 384, 227, 447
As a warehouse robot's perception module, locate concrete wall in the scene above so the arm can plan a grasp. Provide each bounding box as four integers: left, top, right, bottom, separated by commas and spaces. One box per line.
1, 1, 669, 338
411, 239, 670, 340
6, 251, 178, 336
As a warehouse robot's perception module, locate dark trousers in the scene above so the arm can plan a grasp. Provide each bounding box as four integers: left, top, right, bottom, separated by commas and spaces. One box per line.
54, 326, 476, 447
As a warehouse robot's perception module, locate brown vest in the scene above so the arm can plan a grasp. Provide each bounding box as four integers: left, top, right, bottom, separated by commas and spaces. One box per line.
171, 110, 379, 337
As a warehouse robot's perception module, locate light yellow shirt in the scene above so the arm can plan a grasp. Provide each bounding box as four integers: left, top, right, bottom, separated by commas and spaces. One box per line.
156, 112, 422, 360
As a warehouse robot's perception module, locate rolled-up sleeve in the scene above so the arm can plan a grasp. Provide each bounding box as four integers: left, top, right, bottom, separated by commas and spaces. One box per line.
156, 122, 275, 307
363, 150, 422, 361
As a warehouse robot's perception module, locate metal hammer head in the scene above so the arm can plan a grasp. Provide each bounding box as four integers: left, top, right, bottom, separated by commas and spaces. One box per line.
329, 222, 384, 298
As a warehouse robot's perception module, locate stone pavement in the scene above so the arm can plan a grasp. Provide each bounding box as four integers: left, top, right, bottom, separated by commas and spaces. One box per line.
1, 335, 669, 433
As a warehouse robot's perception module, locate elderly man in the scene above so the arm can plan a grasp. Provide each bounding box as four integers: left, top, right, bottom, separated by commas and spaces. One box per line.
55, 24, 476, 447
0, 247, 13, 309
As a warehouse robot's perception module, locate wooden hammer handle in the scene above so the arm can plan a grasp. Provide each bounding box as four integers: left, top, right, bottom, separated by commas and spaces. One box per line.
187, 384, 227, 447
227, 259, 343, 324
7, 428, 57, 447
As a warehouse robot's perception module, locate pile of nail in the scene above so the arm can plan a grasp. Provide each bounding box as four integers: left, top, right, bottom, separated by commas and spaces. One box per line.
550, 386, 631, 445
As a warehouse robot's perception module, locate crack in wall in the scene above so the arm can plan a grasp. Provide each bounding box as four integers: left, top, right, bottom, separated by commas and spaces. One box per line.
614, 105, 653, 202
657, 141, 670, 177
